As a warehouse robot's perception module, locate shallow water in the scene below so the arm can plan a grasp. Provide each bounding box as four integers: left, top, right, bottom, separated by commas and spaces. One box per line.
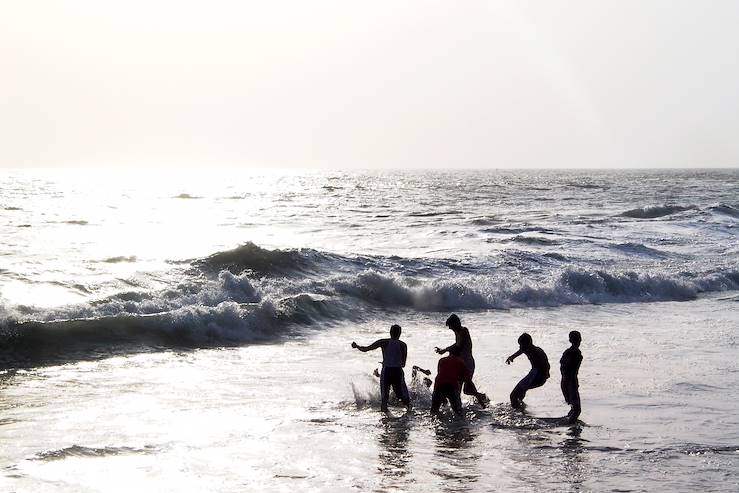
1, 169, 738, 491
2, 298, 738, 492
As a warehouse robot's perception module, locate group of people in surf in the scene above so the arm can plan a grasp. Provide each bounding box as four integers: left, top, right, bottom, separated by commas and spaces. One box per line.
351, 314, 583, 424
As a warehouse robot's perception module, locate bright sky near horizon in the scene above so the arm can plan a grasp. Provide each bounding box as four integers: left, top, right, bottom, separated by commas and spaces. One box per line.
2, 1, 738, 169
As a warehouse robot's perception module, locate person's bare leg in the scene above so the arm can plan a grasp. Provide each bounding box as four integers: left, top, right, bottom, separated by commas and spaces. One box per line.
510, 379, 528, 409
463, 381, 489, 407
380, 369, 390, 412
430, 388, 445, 415
393, 372, 412, 411
567, 382, 581, 424
450, 390, 464, 416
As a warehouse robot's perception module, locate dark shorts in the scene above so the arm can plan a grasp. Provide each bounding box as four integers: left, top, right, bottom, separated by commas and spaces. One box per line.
431, 383, 463, 415
512, 369, 548, 398
380, 367, 409, 403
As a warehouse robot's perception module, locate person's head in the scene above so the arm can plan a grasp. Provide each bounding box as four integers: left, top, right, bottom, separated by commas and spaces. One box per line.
569, 330, 582, 347
518, 332, 533, 349
445, 313, 461, 330
390, 324, 402, 339
448, 345, 462, 357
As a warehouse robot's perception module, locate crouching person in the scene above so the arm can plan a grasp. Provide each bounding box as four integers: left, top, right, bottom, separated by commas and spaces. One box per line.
431, 346, 473, 417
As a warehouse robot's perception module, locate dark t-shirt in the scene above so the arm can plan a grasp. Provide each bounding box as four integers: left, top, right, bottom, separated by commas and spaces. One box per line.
525, 345, 550, 378
560, 346, 582, 379
434, 355, 472, 390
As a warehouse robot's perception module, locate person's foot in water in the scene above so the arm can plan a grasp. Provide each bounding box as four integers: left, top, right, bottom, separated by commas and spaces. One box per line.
476, 393, 489, 408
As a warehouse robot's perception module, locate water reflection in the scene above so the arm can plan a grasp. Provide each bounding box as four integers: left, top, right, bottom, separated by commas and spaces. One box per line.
560, 426, 588, 491
376, 415, 412, 482
0, 369, 19, 426
505, 422, 591, 491
0, 369, 17, 388
431, 420, 481, 491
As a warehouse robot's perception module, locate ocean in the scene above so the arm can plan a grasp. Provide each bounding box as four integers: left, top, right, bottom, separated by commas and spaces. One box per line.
1, 168, 738, 492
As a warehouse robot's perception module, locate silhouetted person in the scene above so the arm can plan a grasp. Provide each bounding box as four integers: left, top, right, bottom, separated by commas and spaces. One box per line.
352, 324, 410, 413
431, 346, 472, 416
506, 332, 550, 409
435, 314, 488, 407
560, 330, 583, 424
376, 365, 432, 389
412, 365, 433, 389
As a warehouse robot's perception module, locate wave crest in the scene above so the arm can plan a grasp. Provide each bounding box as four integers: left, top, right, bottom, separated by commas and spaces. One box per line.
195, 242, 333, 275
324, 267, 739, 311
3, 243, 738, 366
621, 204, 697, 219
708, 203, 739, 218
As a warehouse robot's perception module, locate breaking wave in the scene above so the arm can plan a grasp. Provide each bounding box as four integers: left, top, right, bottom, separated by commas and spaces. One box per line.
620, 204, 697, 219
469, 217, 499, 226
101, 255, 138, 263
612, 242, 669, 258
33, 445, 158, 461
501, 235, 560, 246
194, 242, 343, 276
325, 267, 739, 310
483, 226, 556, 235
2, 243, 738, 366
708, 203, 739, 218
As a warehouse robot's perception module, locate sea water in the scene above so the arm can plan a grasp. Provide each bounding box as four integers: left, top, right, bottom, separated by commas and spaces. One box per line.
1, 169, 738, 491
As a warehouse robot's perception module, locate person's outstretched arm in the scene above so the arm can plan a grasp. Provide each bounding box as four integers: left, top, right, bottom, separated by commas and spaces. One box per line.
352, 339, 385, 352
435, 343, 456, 355
506, 349, 523, 364
462, 368, 477, 391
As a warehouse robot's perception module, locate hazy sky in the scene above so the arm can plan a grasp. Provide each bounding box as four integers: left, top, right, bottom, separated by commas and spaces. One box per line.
2, 1, 738, 169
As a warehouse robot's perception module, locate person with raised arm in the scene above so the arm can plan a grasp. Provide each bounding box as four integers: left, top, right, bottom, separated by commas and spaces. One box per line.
506, 332, 550, 409
352, 324, 410, 413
